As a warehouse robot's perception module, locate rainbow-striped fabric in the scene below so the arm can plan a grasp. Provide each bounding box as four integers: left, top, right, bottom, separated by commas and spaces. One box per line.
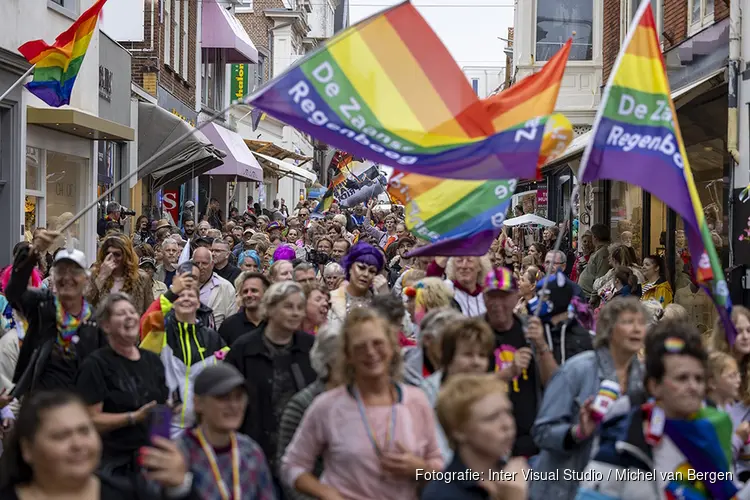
579, 0, 733, 341
385, 42, 573, 256
18, 0, 107, 107
247, 1, 557, 180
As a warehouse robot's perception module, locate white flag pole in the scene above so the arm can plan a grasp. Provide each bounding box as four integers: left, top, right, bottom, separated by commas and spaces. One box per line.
0, 65, 35, 103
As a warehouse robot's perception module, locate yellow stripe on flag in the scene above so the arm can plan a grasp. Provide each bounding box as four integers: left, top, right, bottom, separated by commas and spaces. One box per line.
613, 53, 670, 96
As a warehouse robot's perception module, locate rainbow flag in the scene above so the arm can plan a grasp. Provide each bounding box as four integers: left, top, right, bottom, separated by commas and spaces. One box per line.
664, 406, 738, 500
385, 39, 573, 256
18, 0, 107, 107
579, 0, 733, 341
247, 1, 556, 181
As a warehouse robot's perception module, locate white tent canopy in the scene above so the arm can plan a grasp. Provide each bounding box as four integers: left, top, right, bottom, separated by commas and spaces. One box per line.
503, 214, 556, 227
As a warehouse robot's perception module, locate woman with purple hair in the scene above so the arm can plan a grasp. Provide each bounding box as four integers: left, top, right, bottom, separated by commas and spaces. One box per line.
328, 242, 386, 324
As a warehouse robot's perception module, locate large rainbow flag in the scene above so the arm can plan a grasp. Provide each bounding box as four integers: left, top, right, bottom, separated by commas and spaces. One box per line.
385, 41, 573, 256
579, 0, 733, 341
247, 1, 557, 181
18, 0, 107, 107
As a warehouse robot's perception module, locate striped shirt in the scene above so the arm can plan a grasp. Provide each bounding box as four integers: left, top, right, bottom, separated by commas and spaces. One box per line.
178, 428, 275, 500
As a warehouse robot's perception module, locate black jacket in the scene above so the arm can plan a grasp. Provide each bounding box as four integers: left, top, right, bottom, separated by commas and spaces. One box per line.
224, 327, 316, 466
5, 247, 105, 394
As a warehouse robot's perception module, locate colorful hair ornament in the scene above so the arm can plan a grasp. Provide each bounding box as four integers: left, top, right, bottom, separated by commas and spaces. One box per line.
664, 337, 685, 353
416, 282, 425, 289
404, 286, 417, 298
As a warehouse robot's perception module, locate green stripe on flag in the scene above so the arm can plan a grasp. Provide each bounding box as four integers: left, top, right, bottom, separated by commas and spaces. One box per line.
33, 55, 85, 84
603, 86, 677, 130
426, 180, 514, 236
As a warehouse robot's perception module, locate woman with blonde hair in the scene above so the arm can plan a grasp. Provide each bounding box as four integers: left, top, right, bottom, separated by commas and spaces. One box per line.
281, 308, 443, 499
425, 255, 492, 317
86, 234, 153, 315
406, 277, 455, 326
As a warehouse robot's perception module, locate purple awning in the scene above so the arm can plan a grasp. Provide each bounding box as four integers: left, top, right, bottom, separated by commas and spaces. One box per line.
202, 0, 258, 63
203, 122, 263, 182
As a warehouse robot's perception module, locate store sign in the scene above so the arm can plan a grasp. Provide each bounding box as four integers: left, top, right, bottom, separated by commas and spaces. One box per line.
99, 65, 113, 102
231, 64, 250, 102
162, 190, 179, 225
536, 189, 548, 207
157, 86, 198, 126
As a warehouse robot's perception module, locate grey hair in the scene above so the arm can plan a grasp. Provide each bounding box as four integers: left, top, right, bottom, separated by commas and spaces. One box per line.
310, 323, 342, 380
96, 291, 133, 324
641, 299, 665, 327
594, 296, 648, 348
162, 238, 179, 249
545, 249, 567, 264
261, 281, 305, 319
445, 255, 492, 286
294, 261, 315, 273
419, 308, 465, 343
323, 262, 344, 277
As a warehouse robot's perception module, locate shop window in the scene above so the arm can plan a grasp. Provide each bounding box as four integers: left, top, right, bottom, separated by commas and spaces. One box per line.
609, 182, 643, 261
46, 152, 86, 246
689, 0, 714, 35
536, 0, 593, 62
647, 197, 668, 259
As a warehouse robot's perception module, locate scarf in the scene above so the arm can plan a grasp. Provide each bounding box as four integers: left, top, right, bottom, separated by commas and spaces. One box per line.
54, 297, 92, 351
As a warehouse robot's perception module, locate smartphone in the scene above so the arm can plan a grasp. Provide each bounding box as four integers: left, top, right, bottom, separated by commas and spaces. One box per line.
148, 404, 172, 441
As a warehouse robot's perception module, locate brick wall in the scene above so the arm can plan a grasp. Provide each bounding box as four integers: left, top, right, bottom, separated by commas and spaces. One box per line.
602, 0, 620, 82
716, 0, 729, 22
123, 0, 197, 107
238, 0, 286, 83
662, 0, 688, 50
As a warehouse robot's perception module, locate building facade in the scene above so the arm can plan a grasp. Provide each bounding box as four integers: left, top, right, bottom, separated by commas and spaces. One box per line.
0, 0, 136, 263
462, 66, 505, 98
542, 0, 732, 321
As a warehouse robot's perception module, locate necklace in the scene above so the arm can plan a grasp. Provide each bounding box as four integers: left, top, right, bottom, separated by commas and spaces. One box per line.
194, 428, 241, 500
352, 385, 398, 457
54, 297, 91, 353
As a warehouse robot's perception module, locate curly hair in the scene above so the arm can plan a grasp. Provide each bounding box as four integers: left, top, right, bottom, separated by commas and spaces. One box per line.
445, 255, 492, 288
93, 235, 141, 293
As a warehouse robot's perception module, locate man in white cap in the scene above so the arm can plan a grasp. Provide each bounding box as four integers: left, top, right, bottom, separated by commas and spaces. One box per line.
5, 230, 104, 395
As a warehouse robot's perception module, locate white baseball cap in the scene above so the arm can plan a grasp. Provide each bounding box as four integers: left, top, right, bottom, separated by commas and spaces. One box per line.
53, 248, 87, 270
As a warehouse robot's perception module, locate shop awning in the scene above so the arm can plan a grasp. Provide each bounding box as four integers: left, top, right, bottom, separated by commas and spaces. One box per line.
243, 139, 312, 165
202, 122, 263, 182
252, 151, 318, 183
137, 102, 225, 190
672, 68, 725, 104
202, 0, 258, 63
27, 106, 135, 141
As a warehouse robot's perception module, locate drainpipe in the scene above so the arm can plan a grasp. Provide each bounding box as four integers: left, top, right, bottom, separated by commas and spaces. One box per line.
728, 0, 741, 269
729, 0, 741, 165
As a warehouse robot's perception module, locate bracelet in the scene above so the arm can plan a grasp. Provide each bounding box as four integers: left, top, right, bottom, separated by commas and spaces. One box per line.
127, 412, 136, 426
536, 344, 551, 354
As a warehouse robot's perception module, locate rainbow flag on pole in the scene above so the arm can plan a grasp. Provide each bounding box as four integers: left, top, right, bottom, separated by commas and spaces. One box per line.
385, 40, 573, 256
247, 1, 556, 181
18, 0, 107, 107
579, 0, 733, 340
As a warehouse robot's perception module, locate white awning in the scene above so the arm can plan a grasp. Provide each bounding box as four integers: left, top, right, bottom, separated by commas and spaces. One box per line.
252, 151, 317, 182
503, 214, 556, 227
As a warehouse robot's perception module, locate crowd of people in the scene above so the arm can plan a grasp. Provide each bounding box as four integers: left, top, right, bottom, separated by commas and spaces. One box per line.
0, 194, 745, 499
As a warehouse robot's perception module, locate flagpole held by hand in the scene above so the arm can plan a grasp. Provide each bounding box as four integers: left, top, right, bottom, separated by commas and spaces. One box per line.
0, 65, 35, 103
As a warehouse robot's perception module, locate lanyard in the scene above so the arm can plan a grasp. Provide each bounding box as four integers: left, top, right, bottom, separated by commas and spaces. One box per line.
194, 428, 241, 500
353, 386, 398, 457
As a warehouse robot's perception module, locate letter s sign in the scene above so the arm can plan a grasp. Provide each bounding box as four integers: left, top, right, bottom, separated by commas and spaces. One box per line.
162, 190, 179, 224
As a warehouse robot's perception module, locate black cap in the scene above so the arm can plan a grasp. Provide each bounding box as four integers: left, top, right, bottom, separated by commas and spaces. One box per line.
194, 364, 246, 397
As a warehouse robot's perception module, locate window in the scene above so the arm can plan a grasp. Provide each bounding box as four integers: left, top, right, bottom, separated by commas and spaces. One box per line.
181, 1, 189, 79
622, 0, 663, 43
173, 0, 181, 74
471, 78, 479, 95
536, 0, 593, 61
254, 54, 267, 90
48, 0, 78, 18
24, 146, 87, 247
609, 182, 643, 262
201, 48, 226, 111
164, 0, 171, 66
689, 0, 714, 33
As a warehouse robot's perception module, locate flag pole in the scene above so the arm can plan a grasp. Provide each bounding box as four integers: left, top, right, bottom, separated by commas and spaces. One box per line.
0, 65, 35, 103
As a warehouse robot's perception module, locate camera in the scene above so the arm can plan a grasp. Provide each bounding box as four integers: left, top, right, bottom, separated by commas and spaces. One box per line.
120, 207, 137, 217
308, 249, 330, 266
